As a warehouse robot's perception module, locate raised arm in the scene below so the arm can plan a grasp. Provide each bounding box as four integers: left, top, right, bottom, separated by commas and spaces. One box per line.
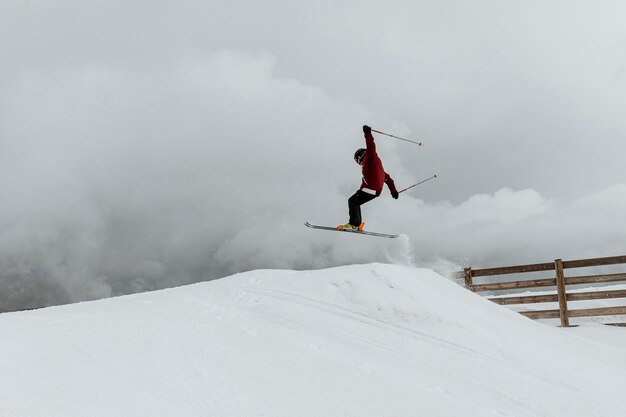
363, 125, 376, 154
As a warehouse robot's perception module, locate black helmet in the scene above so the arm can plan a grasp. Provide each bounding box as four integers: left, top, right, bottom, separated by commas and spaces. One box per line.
354, 148, 366, 164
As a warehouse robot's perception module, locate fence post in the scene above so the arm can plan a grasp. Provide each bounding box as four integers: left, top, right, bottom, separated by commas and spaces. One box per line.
464, 267, 474, 291
554, 259, 570, 327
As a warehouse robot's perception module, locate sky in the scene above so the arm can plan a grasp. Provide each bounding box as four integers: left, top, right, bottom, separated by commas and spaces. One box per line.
1, 0, 626, 311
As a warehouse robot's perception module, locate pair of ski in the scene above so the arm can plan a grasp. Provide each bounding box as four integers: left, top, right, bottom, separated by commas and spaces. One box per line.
304, 222, 398, 239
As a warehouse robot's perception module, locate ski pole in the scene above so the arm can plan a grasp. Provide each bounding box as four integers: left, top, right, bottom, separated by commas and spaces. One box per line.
398, 174, 438, 194
371, 128, 422, 146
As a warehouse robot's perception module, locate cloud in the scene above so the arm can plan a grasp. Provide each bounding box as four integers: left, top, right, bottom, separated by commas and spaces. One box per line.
2, 1, 626, 311
0, 50, 373, 310
385, 185, 626, 269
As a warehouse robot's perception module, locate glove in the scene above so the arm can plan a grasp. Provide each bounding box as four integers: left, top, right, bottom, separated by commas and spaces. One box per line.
363, 125, 371, 134
391, 190, 399, 199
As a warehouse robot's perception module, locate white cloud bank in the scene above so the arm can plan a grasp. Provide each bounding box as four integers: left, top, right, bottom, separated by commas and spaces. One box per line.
1, 50, 625, 311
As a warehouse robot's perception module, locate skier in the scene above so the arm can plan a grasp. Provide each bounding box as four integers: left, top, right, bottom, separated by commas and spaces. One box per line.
338, 125, 399, 231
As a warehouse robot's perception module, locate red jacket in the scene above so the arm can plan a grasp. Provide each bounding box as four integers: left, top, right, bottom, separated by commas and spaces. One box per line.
360, 132, 398, 196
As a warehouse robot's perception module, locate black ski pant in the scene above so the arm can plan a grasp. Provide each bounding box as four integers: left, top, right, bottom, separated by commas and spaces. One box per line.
348, 190, 377, 226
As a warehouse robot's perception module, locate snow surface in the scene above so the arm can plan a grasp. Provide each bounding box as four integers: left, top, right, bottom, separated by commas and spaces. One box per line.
1, 263, 625, 417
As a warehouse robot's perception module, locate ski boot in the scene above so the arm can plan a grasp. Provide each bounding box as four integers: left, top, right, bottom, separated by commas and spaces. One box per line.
337, 223, 365, 231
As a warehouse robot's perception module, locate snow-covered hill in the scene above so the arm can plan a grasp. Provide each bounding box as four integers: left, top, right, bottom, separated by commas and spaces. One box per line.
1, 263, 625, 417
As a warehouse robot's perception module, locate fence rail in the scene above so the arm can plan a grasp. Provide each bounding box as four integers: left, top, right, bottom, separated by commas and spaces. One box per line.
463, 255, 626, 327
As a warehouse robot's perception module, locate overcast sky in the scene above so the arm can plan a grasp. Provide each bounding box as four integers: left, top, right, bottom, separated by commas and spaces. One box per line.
1, 0, 626, 311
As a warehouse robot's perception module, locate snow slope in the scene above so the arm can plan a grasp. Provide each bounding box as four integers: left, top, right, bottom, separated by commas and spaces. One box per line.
1, 263, 625, 417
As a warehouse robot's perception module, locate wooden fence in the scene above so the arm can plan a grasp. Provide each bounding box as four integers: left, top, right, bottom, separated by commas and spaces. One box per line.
463, 255, 626, 327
